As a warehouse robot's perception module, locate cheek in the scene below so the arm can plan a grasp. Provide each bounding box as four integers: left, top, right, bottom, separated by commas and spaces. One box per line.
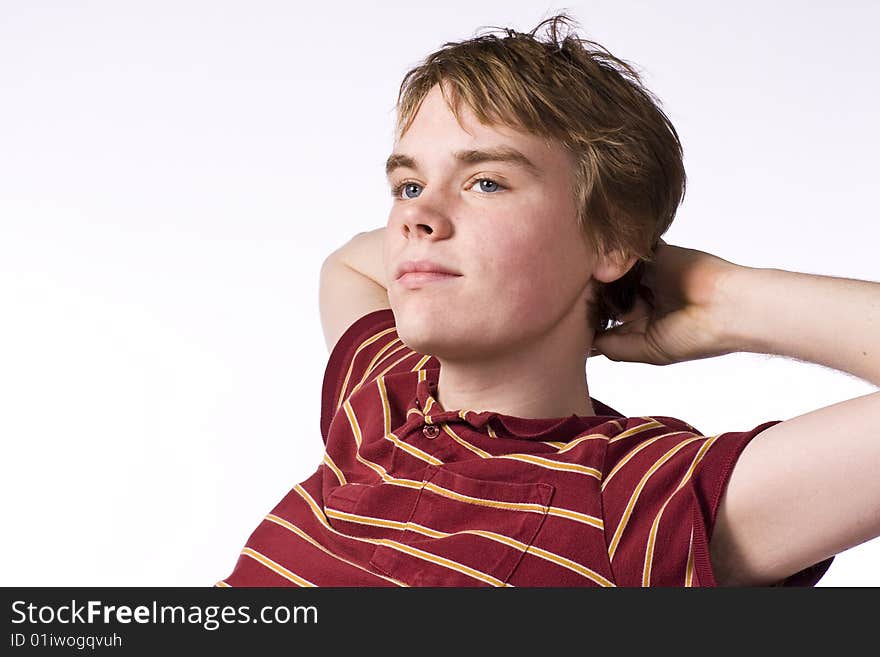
480, 234, 570, 312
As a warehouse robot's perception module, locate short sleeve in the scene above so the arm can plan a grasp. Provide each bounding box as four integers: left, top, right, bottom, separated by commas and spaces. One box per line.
600, 419, 835, 587
319, 309, 439, 444
688, 420, 834, 587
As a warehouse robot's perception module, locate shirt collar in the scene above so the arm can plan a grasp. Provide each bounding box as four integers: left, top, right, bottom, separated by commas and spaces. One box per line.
409, 368, 625, 441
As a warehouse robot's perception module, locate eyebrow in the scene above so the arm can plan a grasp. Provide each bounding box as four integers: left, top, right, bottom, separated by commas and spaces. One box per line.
384, 146, 543, 180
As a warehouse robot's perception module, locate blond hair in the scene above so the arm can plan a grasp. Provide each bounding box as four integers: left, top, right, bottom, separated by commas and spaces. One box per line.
393, 13, 685, 331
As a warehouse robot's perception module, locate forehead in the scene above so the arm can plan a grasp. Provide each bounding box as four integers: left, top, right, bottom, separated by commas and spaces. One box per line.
392, 84, 570, 174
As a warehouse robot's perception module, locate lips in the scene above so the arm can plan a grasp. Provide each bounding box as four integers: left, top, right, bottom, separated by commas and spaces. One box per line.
395, 259, 461, 280
396, 271, 460, 290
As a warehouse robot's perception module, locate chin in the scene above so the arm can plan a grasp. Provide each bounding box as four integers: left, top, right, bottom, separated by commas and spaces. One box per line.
394, 314, 436, 354
394, 314, 453, 359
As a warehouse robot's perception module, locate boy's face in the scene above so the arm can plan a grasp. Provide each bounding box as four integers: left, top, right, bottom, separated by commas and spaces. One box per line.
383, 82, 599, 362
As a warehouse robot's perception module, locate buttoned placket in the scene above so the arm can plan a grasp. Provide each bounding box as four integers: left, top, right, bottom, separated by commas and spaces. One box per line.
413, 397, 443, 440
410, 388, 502, 443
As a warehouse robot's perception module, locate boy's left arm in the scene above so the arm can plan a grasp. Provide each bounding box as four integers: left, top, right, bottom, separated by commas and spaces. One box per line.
709, 266, 880, 586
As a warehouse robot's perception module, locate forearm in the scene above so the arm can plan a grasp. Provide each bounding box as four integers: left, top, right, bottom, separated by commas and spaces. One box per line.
718, 266, 880, 386
331, 227, 388, 290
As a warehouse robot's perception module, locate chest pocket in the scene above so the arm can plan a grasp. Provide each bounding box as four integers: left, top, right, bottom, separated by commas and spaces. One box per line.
368, 465, 555, 586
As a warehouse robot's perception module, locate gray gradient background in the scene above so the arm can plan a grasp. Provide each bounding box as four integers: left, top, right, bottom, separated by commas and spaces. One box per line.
1, 1, 877, 586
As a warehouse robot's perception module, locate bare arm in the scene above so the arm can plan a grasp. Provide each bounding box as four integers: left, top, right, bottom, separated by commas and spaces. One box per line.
719, 267, 880, 385
710, 266, 880, 585
319, 227, 390, 354
331, 227, 389, 289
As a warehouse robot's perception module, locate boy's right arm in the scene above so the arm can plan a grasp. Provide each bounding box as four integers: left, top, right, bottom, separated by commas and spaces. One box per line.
319, 227, 391, 354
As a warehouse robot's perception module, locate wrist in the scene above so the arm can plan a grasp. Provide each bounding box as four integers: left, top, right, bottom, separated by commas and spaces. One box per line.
713, 264, 772, 354
336, 228, 388, 290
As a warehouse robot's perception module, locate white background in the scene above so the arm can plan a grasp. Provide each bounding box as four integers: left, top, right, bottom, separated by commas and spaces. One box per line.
1, 0, 877, 586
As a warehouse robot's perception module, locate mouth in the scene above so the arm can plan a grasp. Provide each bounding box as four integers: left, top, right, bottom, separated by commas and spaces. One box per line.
397, 272, 461, 288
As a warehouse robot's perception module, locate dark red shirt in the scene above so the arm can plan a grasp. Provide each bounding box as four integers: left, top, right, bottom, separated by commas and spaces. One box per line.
219, 309, 834, 587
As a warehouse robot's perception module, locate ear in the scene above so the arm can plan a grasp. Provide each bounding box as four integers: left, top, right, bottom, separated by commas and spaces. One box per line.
591, 249, 639, 284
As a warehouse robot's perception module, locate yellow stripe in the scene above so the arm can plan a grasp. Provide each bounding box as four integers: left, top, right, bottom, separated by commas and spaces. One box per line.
292, 484, 510, 587
334, 326, 399, 412
365, 347, 430, 395
325, 508, 409, 531
294, 483, 415, 545
523, 543, 615, 586
422, 480, 550, 514
440, 424, 492, 457
367, 469, 424, 490
296, 480, 447, 538
345, 361, 444, 473
322, 453, 347, 486
377, 375, 444, 465
607, 418, 665, 444
343, 395, 448, 479
422, 480, 603, 528
543, 440, 567, 449
305, 478, 605, 584
608, 437, 703, 561
432, 425, 604, 479
341, 399, 396, 480
379, 373, 393, 437
412, 355, 433, 371
214, 580, 230, 587
498, 453, 601, 479
343, 399, 363, 449
334, 473, 603, 534
602, 435, 665, 492
357, 340, 410, 389
386, 430, 445, 465
264, 513, 408, 586
337, 332, 434, 416
325, 476, 603, 531
373, 539, 511, 587
330, 510, 613, 586
380, 475, 425, 490
685, 526, 695, 587
546, 506, 604, 529
290, 483, 418, 540
555, 433, 609, 454
601, 426, 690, 492
241, 547, 316, 586
366, 336, 435, 386
642, 436, 718, 586
438, 424, 605, 479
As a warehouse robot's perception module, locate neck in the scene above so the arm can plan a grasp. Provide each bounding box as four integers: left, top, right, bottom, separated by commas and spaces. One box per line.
434, 310, 597, 419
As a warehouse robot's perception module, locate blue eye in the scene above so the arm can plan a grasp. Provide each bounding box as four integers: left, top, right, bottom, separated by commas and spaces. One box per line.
476, 179, 500, 193
399, 182, 422, 199
390, 178, 506, 200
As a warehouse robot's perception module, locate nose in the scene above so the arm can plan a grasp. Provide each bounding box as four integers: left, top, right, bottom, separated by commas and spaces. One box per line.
403, 217, 441, 238
395, 190, 454, 240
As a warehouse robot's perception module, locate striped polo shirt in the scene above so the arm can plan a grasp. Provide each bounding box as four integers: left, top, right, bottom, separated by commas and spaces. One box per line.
218, 309, 834, 587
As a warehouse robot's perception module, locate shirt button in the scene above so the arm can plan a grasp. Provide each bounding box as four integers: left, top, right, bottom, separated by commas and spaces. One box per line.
422, 424, 440, 439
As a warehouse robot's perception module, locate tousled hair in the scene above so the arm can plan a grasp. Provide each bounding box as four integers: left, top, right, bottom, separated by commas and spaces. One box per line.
392, 12, 685, 332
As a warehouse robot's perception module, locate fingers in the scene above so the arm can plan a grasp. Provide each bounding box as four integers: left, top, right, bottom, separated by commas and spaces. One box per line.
615, 288, 655, 325
589, 290, 656, 363
591, 324, 657, 364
